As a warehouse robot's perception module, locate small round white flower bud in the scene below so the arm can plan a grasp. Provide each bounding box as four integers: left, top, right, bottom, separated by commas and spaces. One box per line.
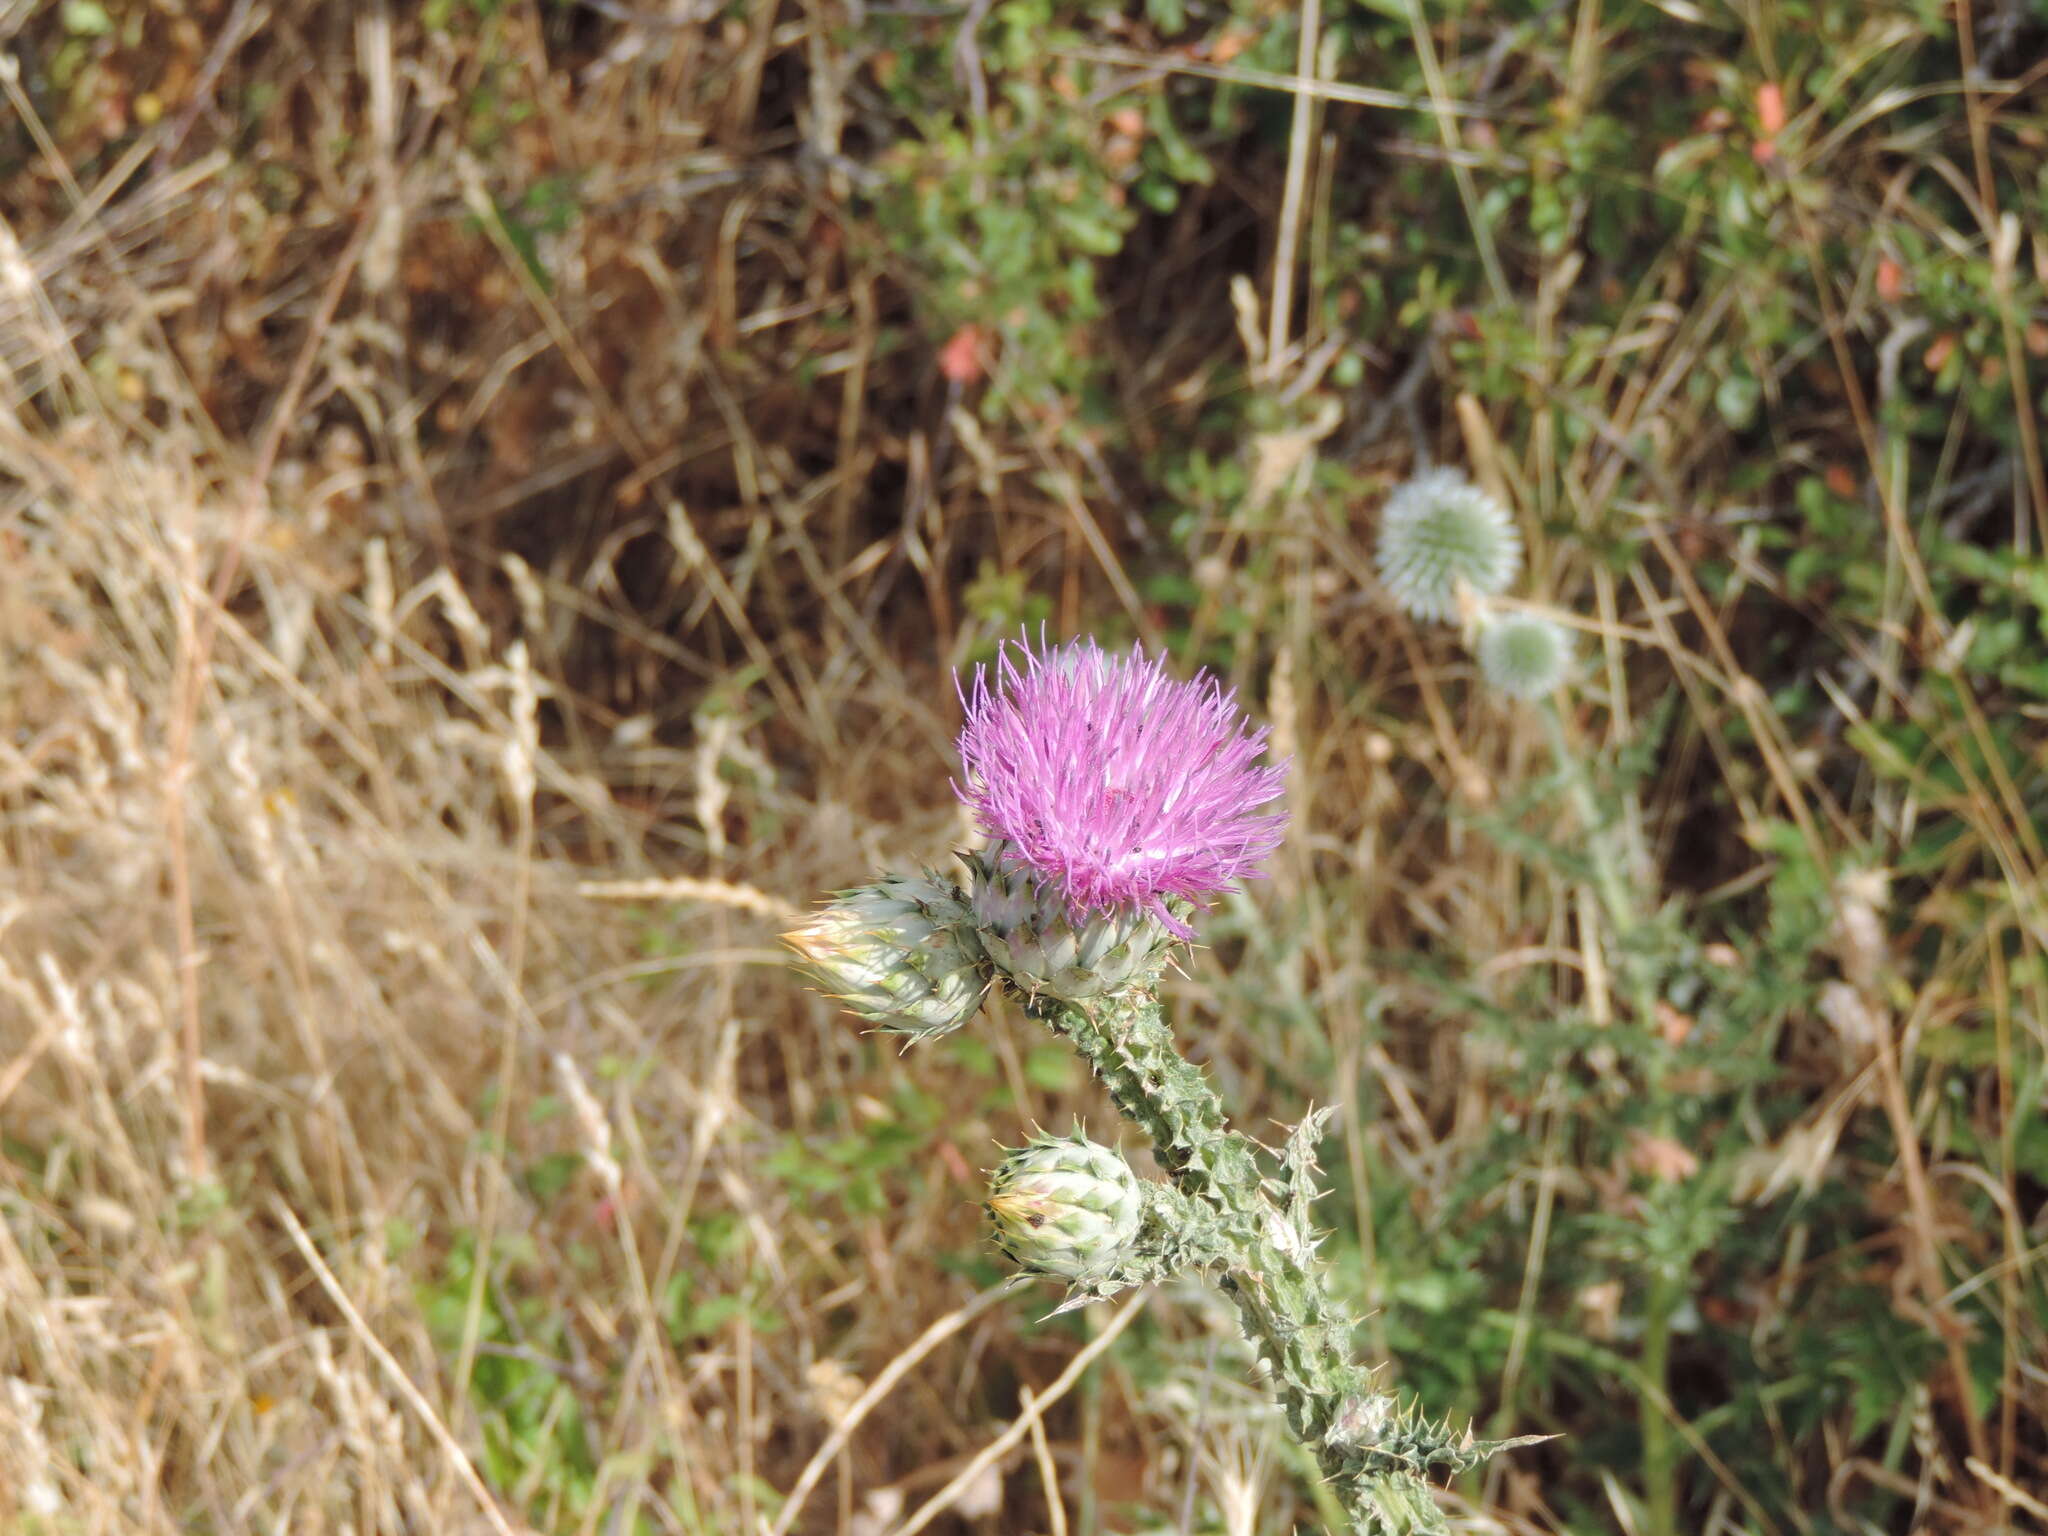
1476, 612, 1574, 700
1374, 468, 1522, 623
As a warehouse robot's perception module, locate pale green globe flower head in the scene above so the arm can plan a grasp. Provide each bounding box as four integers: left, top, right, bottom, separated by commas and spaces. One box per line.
1374, 468, 1522, 623
1477, 612, 1575, 701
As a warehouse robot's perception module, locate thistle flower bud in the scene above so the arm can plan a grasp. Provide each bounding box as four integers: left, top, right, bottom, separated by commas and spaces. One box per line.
784, 872, 989, 1043
1374, 468, 1522, 623
1476, 612, 1573, 700
967, 843, 1181, 1002
987, 1132, 1142, 1281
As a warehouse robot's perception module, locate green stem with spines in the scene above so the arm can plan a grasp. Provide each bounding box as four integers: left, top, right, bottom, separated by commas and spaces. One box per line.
1639, 1262, 1680, 1536
1539, 699, 1679, 1536
1026, 986, 1516, 1535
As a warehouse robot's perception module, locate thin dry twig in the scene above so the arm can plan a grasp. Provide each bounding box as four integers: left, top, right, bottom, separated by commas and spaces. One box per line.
881, 1292, 1148, 1536
273, 1198, 529, 1536
1263, 0, 1323, 383
578, 875, 805, 923
769, 1284, 1011, 1536
1022, 1383, 1070, 1536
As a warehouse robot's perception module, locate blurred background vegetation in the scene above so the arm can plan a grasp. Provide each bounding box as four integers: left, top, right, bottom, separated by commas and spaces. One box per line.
1, 0, 2046, 1532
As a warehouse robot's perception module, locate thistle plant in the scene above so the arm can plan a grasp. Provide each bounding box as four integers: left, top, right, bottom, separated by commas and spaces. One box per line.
789, 636, 1538, 1534
1376, 475, 1686, 1532
1376, 468, 1575, 714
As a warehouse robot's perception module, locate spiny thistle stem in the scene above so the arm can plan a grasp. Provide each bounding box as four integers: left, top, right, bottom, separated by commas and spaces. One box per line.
1536, 698, 1678, 1536
1028, 987, 1516, 1534
1536, 701, 1636, 940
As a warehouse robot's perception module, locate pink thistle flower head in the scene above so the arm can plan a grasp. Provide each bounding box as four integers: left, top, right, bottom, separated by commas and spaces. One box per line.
955, 636, 1289, 931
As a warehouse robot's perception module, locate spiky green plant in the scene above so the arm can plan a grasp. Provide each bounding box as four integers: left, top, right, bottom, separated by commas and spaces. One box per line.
986, 1131, 1142, 1280
792, 637, 1543, 1533
967, 841, 1183, 1000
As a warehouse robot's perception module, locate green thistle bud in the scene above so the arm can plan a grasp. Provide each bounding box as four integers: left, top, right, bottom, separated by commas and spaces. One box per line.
966, 843, 1182, 1003
987, 1132, 1142, 1281
784, 872, 989, 1043
1475, 612, 1573, 701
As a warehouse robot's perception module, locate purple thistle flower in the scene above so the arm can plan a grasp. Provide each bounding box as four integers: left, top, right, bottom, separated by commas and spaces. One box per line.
956, 636, 1288, 931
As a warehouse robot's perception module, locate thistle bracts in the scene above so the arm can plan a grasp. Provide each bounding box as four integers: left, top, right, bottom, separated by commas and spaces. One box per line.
989, 1143, 1233, 1313
1025, 991, 1355, 1425
986, 1131, 1141, 1281
783, 871, 988, 1042
967, 841, 1182, 1002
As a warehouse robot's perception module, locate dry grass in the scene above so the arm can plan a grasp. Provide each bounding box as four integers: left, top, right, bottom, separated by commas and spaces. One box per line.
0, 10, 988, 1530
2, 2, 2045, 1534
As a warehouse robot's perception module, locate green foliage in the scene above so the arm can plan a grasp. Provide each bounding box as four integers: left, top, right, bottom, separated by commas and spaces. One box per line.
487, 175, 584, 292
1307, 688, 2044, 1533
59, 2, 113, 38
420, 1234, 605, 1522
981, 948, 1534, 1530
761, 1078, 948, 1217
862, 0, 1222, 415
